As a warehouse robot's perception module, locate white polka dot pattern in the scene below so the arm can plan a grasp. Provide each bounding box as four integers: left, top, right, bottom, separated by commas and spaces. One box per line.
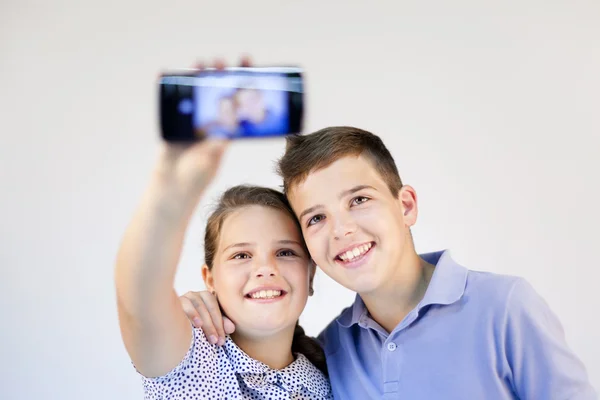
138, 328, 332, 399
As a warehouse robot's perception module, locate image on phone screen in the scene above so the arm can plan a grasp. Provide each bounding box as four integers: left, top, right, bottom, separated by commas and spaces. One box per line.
160, 68, 303, 141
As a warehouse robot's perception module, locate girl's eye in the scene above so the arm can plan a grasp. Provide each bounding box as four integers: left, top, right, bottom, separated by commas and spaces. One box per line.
351, 196, 370, 206
277, 249, 297, 257
308, 214, 325, 227
232, 253, 250, 260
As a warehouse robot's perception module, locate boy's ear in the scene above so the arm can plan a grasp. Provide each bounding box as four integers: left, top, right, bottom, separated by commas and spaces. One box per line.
398, 185, 418, 226
201, 264, 215, 293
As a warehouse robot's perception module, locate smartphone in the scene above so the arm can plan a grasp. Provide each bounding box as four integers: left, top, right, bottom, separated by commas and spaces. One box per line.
159, 66, 304, 141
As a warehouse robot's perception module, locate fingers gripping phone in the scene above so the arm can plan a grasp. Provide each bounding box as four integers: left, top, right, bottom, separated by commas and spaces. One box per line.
159, 67, 304, 141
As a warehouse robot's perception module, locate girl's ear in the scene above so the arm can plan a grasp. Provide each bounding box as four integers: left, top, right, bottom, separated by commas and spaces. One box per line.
201, 264, 215, 293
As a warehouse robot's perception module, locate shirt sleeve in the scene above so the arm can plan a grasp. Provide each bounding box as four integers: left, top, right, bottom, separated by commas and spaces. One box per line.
139, 327, 217, 398
504, 278, 597, 399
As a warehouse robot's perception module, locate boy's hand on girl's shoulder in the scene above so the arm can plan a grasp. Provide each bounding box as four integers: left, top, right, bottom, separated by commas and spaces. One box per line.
180, 291, 236, 347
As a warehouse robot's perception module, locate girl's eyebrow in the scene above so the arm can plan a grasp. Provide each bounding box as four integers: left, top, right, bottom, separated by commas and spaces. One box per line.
222, 242, 253, 252
223, 240, 301, 252
277, 240, 303, 247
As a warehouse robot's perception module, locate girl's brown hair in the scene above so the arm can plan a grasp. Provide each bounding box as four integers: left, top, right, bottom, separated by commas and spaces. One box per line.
204, 185, 327, 376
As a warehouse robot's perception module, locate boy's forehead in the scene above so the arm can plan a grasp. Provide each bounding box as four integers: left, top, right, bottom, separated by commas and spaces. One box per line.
287, 155, 383, 204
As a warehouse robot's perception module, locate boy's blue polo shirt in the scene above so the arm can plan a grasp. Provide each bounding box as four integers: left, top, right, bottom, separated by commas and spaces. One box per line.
318, 250, 596, 399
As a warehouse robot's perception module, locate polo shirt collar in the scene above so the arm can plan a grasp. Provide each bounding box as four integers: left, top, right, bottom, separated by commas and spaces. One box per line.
337, 249, 468, 328
418, 250, 468, 309
223, 337, 330, 396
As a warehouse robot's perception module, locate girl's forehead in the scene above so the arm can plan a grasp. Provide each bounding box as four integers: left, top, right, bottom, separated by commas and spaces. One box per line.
222, 205, 292, 226
218, 206, 302, 247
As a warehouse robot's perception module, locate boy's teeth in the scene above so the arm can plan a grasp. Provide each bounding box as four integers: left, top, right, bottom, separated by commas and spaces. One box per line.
250, 290, 282, 299
339, 243, 373, 262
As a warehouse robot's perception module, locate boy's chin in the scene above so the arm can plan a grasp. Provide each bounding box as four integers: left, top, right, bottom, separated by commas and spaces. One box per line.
341, 275, 385, 295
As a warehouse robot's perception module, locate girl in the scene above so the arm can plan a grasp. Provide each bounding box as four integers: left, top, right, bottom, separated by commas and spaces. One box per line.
115, 63, 331, 400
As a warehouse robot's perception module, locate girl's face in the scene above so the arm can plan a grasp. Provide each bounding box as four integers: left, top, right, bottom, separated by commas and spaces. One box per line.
218, 98, 237, 127
203, 205, 314, 338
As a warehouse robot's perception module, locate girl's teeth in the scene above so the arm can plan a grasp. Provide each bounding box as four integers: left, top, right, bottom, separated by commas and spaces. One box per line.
250, 290, 282, 299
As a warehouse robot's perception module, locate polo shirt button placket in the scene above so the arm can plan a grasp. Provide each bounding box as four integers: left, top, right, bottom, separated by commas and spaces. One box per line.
382, 339, 402, 399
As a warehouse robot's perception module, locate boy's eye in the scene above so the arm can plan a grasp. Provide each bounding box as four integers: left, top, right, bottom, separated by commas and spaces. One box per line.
277, 249, 297, 257
308, 214, 325, 227
232, 253, 251, 260
351, 196, 370, 206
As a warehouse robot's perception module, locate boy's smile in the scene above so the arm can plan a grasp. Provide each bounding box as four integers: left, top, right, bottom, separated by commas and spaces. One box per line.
288, 155, 419, 295
334, 241, 375, 268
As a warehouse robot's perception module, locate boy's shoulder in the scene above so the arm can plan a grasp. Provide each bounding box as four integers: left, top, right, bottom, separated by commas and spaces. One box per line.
463, 265, 545, 313
422, 250, 531, 316
464, 268, 525, 302
464, 268, 553, 321
452, 262, 550, 332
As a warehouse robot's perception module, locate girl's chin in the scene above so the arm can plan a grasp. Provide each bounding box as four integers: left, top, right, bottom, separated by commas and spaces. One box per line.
232, 320, 297, 338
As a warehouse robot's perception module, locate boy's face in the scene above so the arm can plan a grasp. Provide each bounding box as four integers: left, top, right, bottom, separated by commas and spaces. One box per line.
287, 155, 418, 295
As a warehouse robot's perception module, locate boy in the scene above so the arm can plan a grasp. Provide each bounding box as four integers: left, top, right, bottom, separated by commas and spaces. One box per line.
183, 126, 596, 399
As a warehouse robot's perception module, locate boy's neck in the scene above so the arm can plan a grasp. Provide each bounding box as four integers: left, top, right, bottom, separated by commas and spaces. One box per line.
360, 249, 435, 334
230, 327, 295, 370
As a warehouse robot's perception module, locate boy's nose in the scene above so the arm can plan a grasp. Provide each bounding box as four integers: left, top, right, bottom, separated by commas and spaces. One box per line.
333, 216, 358, 240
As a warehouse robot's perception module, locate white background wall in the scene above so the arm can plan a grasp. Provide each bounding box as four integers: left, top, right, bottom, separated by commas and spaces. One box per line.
1, 0, 598, 398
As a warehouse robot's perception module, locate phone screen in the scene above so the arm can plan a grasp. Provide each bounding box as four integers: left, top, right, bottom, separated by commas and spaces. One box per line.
160, 67, 303, 141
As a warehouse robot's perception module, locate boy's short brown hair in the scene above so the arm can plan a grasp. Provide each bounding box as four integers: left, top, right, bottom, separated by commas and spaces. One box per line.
277, 126, 403, 197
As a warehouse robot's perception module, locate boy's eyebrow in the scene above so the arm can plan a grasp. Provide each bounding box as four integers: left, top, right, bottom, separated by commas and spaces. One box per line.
298, 185, 377, 221
298, 205, 324, 222
339, 185, 377, 199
